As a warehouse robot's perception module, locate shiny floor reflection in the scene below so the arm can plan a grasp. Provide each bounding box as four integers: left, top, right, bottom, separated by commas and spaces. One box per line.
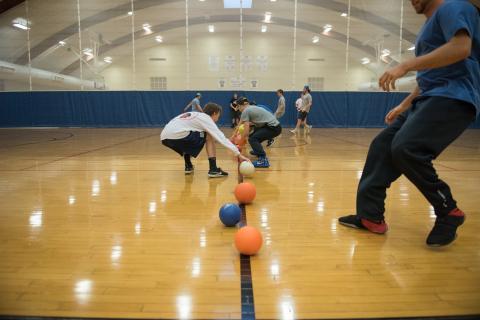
0, 128, 479, 319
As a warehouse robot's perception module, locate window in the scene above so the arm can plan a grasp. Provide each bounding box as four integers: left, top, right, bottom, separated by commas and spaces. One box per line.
150, 77, 167, 90
307, 77, 324, 91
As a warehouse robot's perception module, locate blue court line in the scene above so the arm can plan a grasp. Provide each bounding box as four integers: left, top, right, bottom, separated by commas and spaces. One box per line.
238, 164, 256, 320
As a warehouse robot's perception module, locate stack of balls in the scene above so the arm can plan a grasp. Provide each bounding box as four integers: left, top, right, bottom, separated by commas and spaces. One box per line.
218, 181, 263, 256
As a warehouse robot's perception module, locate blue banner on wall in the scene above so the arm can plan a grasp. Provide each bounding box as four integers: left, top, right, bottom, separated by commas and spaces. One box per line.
0, 91, 479, 128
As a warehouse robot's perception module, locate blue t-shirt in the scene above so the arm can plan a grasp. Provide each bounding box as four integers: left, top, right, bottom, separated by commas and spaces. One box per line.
416, 0, 480, 115
191, 98, 201, 112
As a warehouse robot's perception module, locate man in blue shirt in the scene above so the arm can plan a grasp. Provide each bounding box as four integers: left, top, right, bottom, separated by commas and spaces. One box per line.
339, 0, 479, 247
184, 93, 203, 112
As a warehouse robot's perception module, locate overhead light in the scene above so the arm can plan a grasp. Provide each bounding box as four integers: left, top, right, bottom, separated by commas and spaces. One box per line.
12, 18, 30, 30
208, 25, 215, 33
270, 0, 277, 2
143, 23, 152, 35
264, 11, 272, 23
381, 49, 391, 58
312, 36, 320, 43
199, 0, 206, 1
155, 35, 163, 43
103, 56, 112, 63
58, 41, 66, 46
323, 24, 332, 34
341, 12, 348, 17
82, 48, 93, 57
261, 25, 267, 33
361, 57, 370, 65
408, 46, 415, 51
127, 11, 133, 16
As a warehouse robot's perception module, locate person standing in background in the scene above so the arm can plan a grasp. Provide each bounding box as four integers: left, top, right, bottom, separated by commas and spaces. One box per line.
184, 93, 203, 113
291, 86, 313, 134
267, 89, 286, 147
230, 93, 239, 128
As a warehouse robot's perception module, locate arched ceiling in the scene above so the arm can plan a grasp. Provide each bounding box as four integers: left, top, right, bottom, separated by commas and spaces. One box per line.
0, 0, 425, 75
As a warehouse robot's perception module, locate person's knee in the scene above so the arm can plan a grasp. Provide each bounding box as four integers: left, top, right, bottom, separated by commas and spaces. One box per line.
390, 138, 409, 167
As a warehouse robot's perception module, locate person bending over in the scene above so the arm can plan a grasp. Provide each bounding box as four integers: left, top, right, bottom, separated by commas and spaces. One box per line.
162, 102, 250, 178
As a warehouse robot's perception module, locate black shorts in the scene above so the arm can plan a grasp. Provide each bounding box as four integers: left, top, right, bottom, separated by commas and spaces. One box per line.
162, 131, 206, 158
298, 111, 308, 121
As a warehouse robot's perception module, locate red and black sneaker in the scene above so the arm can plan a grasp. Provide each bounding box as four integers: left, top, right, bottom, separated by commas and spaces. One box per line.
426, 208, 466, 247
338, 214, 388, 234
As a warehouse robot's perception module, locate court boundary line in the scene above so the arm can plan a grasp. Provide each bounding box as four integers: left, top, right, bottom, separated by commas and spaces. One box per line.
315, 131, 459, 172
17, 133, 159, 171
0, 132, 74, 150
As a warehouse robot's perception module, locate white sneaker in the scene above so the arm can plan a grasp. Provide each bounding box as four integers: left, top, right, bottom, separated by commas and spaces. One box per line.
290, 129, 298, 134
306, 125, 312, 134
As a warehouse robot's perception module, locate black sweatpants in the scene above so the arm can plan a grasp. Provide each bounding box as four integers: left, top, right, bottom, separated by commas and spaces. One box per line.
249, 125, 282, 157
357, 96, 476, 221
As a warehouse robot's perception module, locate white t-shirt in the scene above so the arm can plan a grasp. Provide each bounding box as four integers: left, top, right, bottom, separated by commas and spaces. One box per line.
161, 112, 240, 156
295, 98, 303, 110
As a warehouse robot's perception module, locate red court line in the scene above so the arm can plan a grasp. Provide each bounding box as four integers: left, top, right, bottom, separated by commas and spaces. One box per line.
18, 133, 159, 171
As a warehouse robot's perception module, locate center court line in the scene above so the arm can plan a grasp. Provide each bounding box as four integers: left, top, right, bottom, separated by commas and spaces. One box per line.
238, 161, 256, 320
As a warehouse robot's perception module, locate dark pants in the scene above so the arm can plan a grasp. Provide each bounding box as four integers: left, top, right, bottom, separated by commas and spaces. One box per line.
357, 97, 476, 220
249, 125, 282, 157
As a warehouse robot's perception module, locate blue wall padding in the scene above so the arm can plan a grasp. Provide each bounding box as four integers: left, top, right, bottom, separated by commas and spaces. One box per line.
0, 91, 479, 128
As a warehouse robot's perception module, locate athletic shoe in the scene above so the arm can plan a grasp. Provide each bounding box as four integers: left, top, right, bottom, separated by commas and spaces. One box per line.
266, 139, 275, 147
306, 125, 312, 134
290, 129, 298, 134
338, 214, 388, 234
185, 164, 194, 174
426, 208, 465, 247
253, 157, 270, 168
208, 167, 229, 178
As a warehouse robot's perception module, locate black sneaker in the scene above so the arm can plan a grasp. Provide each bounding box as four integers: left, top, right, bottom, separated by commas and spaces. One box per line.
426, 208, 465, 247
338, 214, 388, 234
266, 139, 275, 147
185, 164, 194, 174
208, 167, 229, 178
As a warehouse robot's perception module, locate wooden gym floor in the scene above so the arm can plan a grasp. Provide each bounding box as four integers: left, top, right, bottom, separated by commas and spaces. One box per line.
0, 128, 479, 319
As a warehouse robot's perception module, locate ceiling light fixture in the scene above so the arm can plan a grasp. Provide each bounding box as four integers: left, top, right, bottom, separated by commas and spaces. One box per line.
155, 35, 163, 43
127, 11, 133, 16
103, 56, 112, 63
264, 12, 272, 23
12, 18, 30, 30
341, 12, 348, 17
323, 24, 332, 34
408, 46, 415, 51
143, 23, 152, 35
82, 48, 93, 57
208, 25, 215, 33
361, 57, 370, 65
312, 36, 320, 43
58, 41, 66, 46
261, 25, 267, 33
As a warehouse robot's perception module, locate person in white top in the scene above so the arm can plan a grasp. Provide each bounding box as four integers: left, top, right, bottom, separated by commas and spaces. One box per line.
295, 94, 303, 112
161, 102, 250, 178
